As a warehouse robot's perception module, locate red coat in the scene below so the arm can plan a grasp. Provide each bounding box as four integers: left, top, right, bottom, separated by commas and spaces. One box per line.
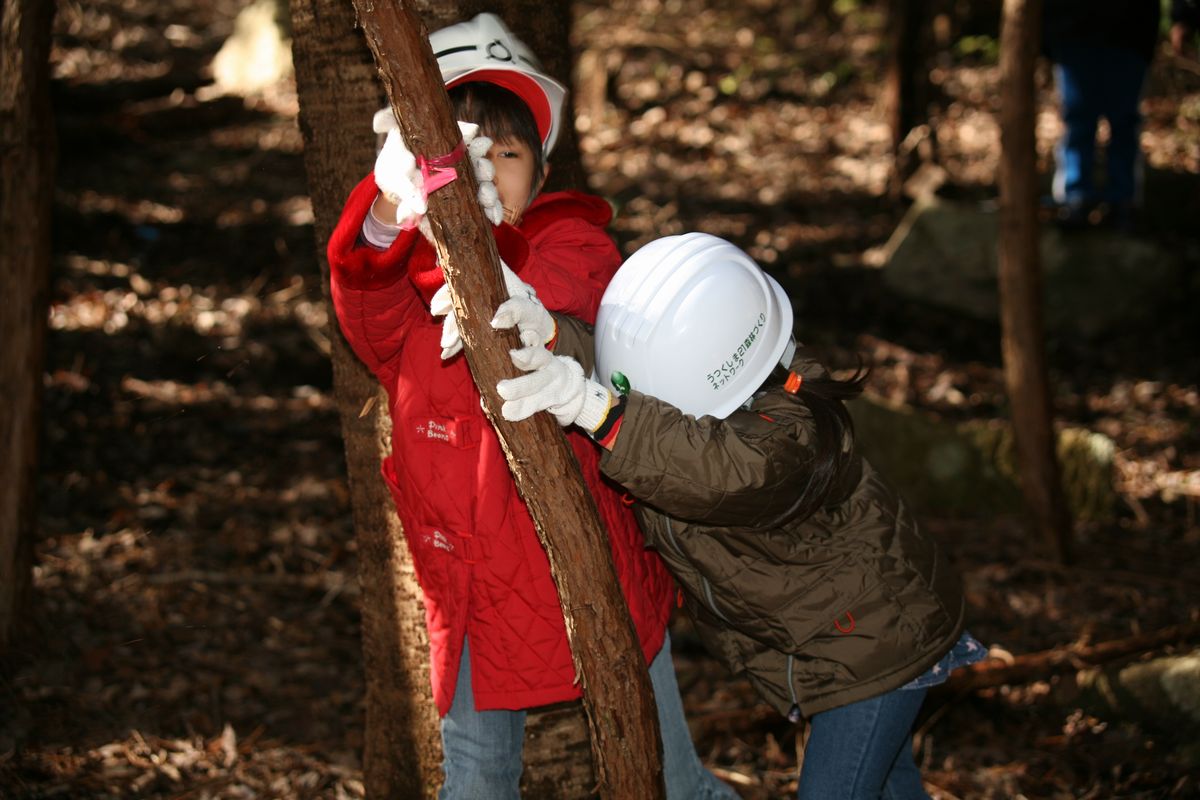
328, 175, 674, 715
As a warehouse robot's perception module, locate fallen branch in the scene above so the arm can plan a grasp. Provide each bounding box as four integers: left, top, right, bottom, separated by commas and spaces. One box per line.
348, 4, 666, 797
944, 621, 1200, 692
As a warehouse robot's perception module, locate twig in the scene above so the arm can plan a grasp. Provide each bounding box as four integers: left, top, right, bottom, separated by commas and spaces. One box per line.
709, 765, 760, 787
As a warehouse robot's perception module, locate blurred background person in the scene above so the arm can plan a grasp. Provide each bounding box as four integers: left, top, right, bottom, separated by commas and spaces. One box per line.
1042, 0, 1200, 231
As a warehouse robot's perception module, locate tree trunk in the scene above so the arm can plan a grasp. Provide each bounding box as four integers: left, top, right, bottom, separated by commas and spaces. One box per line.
291, 1, 612, 795
883, 0, 922, 198
996, 0, 1073, 563
352, 4, 665, 798
0, 0, 56, 650
289, 1, 443, 796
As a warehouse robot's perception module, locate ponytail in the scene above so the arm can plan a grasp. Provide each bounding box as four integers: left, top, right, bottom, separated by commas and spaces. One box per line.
761, 357, 868, 509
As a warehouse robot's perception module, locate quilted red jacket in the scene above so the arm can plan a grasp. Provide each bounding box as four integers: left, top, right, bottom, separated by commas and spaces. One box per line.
327, 175, 674, 715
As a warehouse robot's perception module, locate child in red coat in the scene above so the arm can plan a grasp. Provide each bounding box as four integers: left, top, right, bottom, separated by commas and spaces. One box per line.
326, 13, 736, 800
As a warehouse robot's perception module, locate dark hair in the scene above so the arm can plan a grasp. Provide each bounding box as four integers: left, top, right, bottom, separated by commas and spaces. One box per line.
449, 82, 546, 200
760, 357, 868, 510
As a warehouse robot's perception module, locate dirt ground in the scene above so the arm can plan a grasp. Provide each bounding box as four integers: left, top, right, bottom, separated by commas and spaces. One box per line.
3, 0, 1200, 798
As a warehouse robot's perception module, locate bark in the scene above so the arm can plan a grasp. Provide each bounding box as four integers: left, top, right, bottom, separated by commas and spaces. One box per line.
996, 0, 1073, 563
1, 0, 56, 650
288, 1, 442, 795
520, 702, 597, 798
351, 3, 665, 798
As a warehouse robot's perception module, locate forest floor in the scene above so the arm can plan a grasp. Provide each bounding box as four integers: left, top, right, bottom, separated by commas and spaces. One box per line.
3, 0, 1200, 798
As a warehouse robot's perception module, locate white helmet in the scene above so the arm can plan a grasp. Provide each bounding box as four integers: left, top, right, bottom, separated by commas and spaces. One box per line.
429, 13, 567, 156
594, 233, 797, 420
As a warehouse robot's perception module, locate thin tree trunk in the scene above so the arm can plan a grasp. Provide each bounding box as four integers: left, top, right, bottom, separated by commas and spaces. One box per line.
996, 0, 1073, 563
457, 2, 599, 785
1, 0, 56, 650
288, 1, 443, 795
883, 0, 920, 198
352, 3, 666, 798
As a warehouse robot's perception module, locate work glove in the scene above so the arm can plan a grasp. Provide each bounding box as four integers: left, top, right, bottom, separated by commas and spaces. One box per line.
496, 345, 614, 432
464, 127, 503, 225
429, 261, 544, 359
491, 295, 557, 349
371, 110, 504, 228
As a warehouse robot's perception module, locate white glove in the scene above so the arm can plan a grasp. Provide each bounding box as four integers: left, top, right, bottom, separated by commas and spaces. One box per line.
461, 122, 504, 225
497, 346, 614, 431
373, 127, 426, 228
491, 295, 556, 349
429, 261, 539, 359
372, 110, 503, 228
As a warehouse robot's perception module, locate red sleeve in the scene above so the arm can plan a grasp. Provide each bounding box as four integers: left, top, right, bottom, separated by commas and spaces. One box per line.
514, 192, 620, 324
326, 174, 424, 376
327, 174, 422, 290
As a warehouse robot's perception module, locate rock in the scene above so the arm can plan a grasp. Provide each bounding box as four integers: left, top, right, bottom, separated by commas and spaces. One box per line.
879, 195, 1183, 339
849, 394, 1115, 520
1075, 649, 1200, 737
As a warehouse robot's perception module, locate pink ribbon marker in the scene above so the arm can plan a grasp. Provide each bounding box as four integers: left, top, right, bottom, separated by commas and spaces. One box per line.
418, 140, 467, 203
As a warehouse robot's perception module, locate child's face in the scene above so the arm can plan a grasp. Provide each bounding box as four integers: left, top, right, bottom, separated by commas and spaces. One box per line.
489, 137, 542, 226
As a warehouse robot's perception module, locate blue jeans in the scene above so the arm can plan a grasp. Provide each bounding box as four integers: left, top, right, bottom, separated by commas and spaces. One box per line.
797, 687, 929, 800
1050, 42, 1149, 208
439, 632, 738, 800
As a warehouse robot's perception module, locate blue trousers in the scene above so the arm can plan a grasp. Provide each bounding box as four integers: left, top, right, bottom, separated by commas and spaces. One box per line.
1050, 42, 1149, 208
438, 632, 738, 800
797, 687, 930, 800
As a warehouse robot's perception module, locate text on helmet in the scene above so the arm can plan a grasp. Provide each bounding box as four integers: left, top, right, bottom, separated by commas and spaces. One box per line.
706, 312, 765, 392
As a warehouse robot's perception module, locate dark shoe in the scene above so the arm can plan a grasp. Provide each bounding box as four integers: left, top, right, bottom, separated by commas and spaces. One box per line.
1102, 202, 1139, 235
1053, 199, 1093, 231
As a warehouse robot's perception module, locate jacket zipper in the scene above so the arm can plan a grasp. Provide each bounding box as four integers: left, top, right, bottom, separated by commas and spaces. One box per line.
782, 657, 801, 724
701, 577, 730, 624
658, 513, 730, 624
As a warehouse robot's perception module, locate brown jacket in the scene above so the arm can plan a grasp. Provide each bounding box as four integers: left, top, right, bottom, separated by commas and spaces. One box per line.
556, 316, 965, 717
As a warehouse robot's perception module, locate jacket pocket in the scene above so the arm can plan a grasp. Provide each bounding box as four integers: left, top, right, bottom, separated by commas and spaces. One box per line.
378, 460, 482, 584
735, 551, 865, 653
403, 414, 481, 449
